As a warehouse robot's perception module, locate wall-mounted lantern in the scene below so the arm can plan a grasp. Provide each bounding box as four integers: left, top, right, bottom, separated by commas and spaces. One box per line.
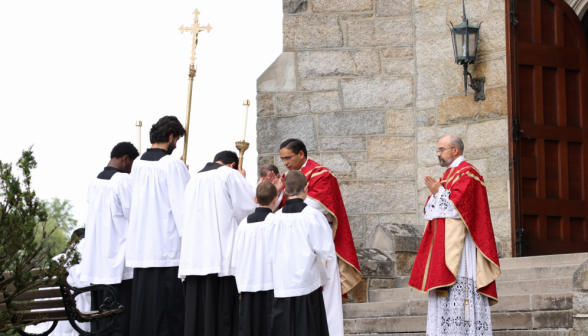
449, 0, 485, 101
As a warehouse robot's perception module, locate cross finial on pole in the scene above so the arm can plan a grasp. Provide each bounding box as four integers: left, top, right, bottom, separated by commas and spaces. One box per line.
179, 9, 212, 64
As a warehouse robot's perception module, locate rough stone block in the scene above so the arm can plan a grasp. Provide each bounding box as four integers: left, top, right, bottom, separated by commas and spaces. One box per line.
276, 93, 310, 115
368, 137, 414, 159
438, 124, 467, 138
342, 77, 413, 109
447, 0, 489, 23
417, 141, 439, 166
370, 278, 396, 289
312, 0, 372, 12
417, 63, 465, 99
347, 278, 368, 303
474, 58, 506, 87
257, 52, 297, 92
466, 119, 508, 148
417, 99, 435, 110
416, 34, 454, 66
320, 153, 352, 173
347, 18, 414, 47
355, 160, 415, 179
492, 0, 505, 12
356, 248, 396, 277
466, 148, 491, 159
367, 214, 418, 237
344, 319, 357, 334
318, 111, 386, 136
478, 17, 506, 53
298, 50, 355, 78
283, 16, 343, 50
387, 110, 415, 135
490, 209, 511, 242
351, 49, 383, 76
258, 155, 274, 172
418, 187, 431, 208
298, 78, 339, 91
257, 94, 275, 117
349, 215, 366, 239
415, 0, 454, 9
377, 0, 412, 16
533, 310, 573, 328
418, 127, 436, 143
416, 165, 446, 188
486, 179, 508, 208
310, 91, 341, 113
395, 251, 417, 276
366, 223, 423, 252
532, 293, 573, 311
574, 291, 588, 314
415, 7, 447, 38
383, 58, 415, 75
383, 47, 414, 58
341, 180, 416, 213
283, 0, 308, 13
574, 260, 588, 290
257, 115, 316, 154
416, 109, 435, 127
345, 152, 368, 161
437, 87, 507, 125
488, 146, 509, 178
468, 158, 488, 177
320, 137, 366, 151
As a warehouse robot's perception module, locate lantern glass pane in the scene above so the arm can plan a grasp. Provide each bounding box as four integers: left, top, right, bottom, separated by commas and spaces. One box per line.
455, 30, 466, 58
468, 30, 478, 58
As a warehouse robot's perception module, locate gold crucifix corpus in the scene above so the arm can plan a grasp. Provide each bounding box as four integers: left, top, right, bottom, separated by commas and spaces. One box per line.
178, 9, 212, 163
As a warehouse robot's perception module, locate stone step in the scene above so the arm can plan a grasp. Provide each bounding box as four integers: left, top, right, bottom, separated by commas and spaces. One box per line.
496, 277, 573, 296
499, 253, 588, 270
369, 287, 428, 303
498, 264, 578, 282
344, 292, 572, 319
344, 310, 572, 334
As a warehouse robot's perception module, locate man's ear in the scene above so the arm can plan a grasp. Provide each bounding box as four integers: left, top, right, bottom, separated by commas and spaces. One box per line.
272, 195, 278, 204
229, 162, 236, 169
304, 185, 309, 193
168, 133, 174, 143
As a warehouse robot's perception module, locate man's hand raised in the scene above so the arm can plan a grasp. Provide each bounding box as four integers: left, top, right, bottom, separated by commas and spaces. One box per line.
424, 175, 441, 195
262, 171, 285, 191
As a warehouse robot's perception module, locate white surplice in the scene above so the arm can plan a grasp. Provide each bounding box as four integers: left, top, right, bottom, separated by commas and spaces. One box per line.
232, 214, 275, 293
268, 206, 336, 298
178, 164, 256, 278
125, 155, 190, 268
81, 172, 133, 284
424, 156, 492, 335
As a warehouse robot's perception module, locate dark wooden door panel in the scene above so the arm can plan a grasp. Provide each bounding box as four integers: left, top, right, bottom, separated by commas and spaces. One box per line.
508, 0, 588, 256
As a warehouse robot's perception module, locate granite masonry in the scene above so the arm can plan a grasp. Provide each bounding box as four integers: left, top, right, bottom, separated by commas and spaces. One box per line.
256, 0, 510, 296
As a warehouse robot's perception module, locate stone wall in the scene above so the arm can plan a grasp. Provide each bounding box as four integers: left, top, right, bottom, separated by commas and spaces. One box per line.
256, 0, 512, 262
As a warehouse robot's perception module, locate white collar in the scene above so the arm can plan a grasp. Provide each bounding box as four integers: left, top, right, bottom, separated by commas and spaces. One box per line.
301, 158, 308, 169
448, 155, 465, 169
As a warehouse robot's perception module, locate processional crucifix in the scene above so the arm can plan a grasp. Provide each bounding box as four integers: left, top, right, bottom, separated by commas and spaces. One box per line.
179, 9, 212, 163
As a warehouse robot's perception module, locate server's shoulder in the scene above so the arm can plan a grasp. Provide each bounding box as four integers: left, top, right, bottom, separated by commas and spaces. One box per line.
110, 172, 131, 183
301, 206, 322, 216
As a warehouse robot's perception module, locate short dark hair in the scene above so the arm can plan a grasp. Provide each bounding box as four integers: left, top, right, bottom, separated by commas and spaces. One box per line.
256, 182, 277, 206
285, 170, 307, 195
150, 116, 186, 144
280, 139, 307, 158
214, 151, 239, 169
259, 163, 280, 178
110, 142, 139, 160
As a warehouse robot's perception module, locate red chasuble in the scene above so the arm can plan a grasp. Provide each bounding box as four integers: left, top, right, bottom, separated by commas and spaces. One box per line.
281, 159, 362, 295
408, 160, 501, 305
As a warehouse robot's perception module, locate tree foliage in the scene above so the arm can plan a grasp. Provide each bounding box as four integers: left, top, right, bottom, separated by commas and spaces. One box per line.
0, 148, 78, 333
35, 198, 78, 256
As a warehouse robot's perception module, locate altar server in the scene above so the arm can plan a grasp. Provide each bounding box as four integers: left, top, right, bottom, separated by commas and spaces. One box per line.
80, 141, 139, 336
268, 171, 336, 336
179, 150, 257, 336
232, 182, 278, 336
125, 116, 190, 336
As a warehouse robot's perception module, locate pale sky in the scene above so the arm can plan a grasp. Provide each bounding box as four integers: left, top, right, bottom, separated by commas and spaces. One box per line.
0, 1, 283, 227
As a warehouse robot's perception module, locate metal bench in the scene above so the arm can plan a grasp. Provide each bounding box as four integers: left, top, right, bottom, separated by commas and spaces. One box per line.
1, 270, 124, 336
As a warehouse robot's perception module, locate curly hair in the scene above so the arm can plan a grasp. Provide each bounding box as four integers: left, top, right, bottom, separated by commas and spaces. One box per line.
150, 116, 186, 144
110, 142, 139, 160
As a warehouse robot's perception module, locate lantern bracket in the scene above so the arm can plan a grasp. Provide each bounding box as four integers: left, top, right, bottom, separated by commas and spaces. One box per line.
463, 63, 485, 101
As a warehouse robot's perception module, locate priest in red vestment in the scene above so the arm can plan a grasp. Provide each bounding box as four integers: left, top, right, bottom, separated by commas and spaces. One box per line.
408, 135, 501, 335
275, 139, 362, 336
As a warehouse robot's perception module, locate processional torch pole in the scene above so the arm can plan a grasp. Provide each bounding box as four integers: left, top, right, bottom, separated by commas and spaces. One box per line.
236, 99, 250, 168
135, 121, 142, 153
179, 9, 212, 164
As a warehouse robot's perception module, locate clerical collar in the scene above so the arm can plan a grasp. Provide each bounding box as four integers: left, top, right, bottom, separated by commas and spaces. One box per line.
97, 166, 121, 180
283, 198, 307, 213
199, 162, 223, 173
255, 207, 272, 213
448, 155, 465, 169
301, 159, 308, 169
141, 148, 169, 162
247, 207, 273, 223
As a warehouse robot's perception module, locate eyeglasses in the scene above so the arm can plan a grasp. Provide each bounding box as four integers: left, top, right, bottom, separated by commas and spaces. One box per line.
280, 156, 293, 163
436, 147, 456, 154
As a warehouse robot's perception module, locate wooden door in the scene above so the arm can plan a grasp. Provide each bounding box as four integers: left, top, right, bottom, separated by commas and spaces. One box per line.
507, 0, 588, 256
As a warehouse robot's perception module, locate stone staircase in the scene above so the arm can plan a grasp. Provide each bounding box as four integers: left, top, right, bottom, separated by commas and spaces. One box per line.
343, 252, 588, 335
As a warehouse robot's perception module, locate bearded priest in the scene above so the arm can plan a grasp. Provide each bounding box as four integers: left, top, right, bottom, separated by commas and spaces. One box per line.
408, 135, 501, 336
276, 138, 362, 336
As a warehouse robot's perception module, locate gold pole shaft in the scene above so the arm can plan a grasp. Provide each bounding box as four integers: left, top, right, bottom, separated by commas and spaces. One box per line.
183, 64, 196, 164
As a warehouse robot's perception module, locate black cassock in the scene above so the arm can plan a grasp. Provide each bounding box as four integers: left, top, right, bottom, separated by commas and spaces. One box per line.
91, 279, 133, 336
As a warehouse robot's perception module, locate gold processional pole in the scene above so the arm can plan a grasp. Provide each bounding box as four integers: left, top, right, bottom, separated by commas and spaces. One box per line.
236, 99, 250, 168
179, 9, 212, 164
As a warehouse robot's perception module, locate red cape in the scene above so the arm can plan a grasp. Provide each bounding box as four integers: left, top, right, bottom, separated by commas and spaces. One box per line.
281, 159, 362, 295
408, 160, 501, 304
